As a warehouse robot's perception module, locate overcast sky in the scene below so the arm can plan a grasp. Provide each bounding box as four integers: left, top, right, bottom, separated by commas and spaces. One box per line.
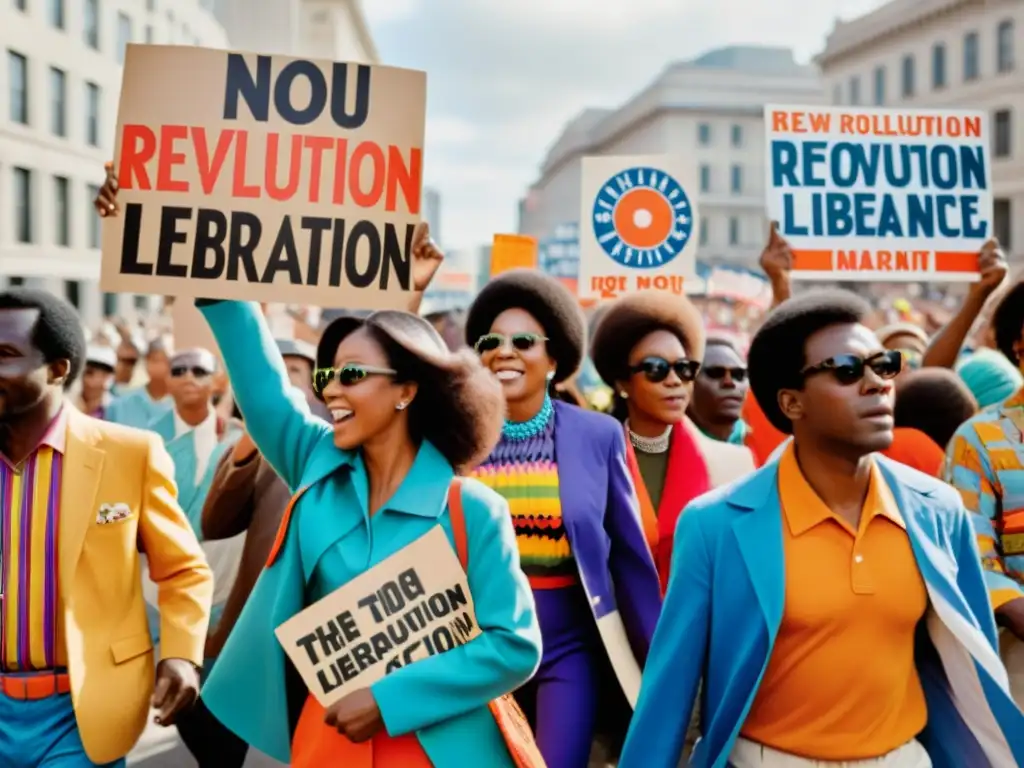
364, 0, 887, 250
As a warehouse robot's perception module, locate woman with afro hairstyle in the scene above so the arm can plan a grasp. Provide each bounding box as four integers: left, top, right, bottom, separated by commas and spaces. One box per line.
464, 270, 661, 768
590, 291, 756, 590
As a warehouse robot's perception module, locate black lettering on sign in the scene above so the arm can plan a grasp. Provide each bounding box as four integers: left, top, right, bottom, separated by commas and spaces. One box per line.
228, 211, 261, 282
120, 203, 151, 275
191, 209, 228, 279
260, 216, 303, 284
222, 53, 372, 129
156, 207, 190, 278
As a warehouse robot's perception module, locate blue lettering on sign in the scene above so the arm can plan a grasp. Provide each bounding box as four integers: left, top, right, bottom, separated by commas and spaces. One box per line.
770, 139, 990, 239
591, 167, 693, 269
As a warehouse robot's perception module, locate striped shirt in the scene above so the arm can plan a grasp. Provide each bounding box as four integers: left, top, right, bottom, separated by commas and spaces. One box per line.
0, 409, 67, 671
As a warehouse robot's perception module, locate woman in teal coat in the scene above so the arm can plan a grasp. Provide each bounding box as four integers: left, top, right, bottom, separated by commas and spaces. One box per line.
196, 298, 542, 767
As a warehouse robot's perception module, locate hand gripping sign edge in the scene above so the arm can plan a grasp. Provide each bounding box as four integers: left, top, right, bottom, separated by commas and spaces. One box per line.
590, 166, 694, 270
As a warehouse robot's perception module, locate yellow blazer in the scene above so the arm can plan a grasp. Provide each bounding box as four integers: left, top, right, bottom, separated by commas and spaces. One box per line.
60, 407, 212, 763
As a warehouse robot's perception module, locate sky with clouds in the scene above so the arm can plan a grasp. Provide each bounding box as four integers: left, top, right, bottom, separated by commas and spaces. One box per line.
364, 0, 888, 250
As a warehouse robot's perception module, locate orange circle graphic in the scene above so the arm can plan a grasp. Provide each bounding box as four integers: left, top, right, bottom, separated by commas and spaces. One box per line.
613, 189, 674, 249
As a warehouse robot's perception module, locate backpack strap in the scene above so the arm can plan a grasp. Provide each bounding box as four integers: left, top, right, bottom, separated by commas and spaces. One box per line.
266, 485, 310, 568
447, 478, 469, 571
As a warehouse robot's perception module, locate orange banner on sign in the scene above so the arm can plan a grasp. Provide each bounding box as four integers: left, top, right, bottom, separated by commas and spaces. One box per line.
490, 234, 538, 276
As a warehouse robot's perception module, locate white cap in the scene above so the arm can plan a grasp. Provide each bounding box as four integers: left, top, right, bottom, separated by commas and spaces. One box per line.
85, 345, 117, 371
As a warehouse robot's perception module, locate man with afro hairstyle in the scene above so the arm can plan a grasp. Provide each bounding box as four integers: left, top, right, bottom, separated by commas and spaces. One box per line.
944, 278, 1024, 708
622, 289, 1024, 768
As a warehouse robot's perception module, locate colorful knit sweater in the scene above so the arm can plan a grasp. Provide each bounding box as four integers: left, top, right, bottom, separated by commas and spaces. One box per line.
471, 417, 575, 583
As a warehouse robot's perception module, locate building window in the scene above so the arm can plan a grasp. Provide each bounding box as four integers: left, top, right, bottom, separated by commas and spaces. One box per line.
700, 164, 711, 193
873, 66, 885, 105
9, 277, 25, 287
831, 84, 841, 105
54, 176, 70, 246
50, 67, 66, 137
84, 0, 100, 50
13, 167, 33, 244
731, 124, 743, 148
730, 165, 743, 194
994, 199, 1011, 249
117, 13, 132, 63
145, 25, 153, 44
728, 217, 740, 246
699, 217, 708, 246
103, 292, 117, 316
849, 76, 860, 105
65, 281, 80, 309
994, 109, 1012, 158
13, 0, 26, 11
698, 123, 711, 146
8, 50, 28, 125
86, 81, 101, 146
901, 55, 915, 97
964, 31, 979, 81
48, 0, 65, 29
998, 20, 1014, 73
133, 295, 147, 310
932, 43, 946, 88
87, 183, 102, 248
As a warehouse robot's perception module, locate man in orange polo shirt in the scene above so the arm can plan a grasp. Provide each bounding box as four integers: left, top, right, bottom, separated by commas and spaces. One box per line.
621, 290, 1024, 768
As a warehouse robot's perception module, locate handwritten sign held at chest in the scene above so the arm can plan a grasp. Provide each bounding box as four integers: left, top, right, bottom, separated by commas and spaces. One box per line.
275, 526, 480, 706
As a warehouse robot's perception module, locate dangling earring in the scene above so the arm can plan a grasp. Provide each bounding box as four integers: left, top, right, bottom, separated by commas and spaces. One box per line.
545, 371, 555, 383
619, 391, 628, 399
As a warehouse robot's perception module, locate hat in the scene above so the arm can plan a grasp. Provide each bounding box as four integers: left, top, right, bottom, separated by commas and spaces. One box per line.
876, 322, 928, 348
85, 345, 117, 372
956, 347, 1024, 409
170, 347, 217, 374
276, 338, 316, 366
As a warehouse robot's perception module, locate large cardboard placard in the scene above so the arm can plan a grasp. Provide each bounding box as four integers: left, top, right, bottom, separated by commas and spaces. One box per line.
101, 45, 426, 309
765, 105, 992, 282
578, 155, 698, 301
275, 526, 480, 706
490, 234, 538, 276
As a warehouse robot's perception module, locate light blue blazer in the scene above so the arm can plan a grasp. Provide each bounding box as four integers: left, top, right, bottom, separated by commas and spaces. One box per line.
106, 386, 172, 429
197, 300, 542, 766
620, 455, 1024, 768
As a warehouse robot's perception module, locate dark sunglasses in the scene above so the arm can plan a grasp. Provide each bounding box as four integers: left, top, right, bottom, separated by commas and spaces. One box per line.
170, 366, 213, 379
473, 333, 548, 355
629, 357, 701, 383
800, 349, 903, 386
702, 365, 747, 382
117, 356, 139, 365
312, 364, 396, 395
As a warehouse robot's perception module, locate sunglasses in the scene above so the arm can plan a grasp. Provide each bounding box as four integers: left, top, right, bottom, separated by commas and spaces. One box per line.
629, 357, 701, 383
170, 366, 213, 379
473, 333, 548, 355
312, 364, 396, 395
702, 365, 747, 382
800, 350, 903, 386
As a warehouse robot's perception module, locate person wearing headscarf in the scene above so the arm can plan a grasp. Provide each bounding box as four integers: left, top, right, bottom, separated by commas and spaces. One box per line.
195, 295, 541, 766
105, 335, 174, 428
944, 279, 1024, 708
955, 346, 1024, 410
465, 270, 661, 768
590, 291, 756, 590
76, 345, 117, 418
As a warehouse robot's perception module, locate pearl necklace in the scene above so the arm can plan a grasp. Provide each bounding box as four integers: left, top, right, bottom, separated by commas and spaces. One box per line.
628, 423, 672, 454
503, 395, 554, 441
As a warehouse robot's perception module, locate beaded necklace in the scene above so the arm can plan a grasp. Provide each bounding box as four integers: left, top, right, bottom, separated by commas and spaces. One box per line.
503, 394, 554, 441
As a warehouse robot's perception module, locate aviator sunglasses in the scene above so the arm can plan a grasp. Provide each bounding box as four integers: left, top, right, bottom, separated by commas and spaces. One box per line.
629, 356, 701, 383
800, 349, 903, 386
312, 364, 396, 395
473, 333, 548, 355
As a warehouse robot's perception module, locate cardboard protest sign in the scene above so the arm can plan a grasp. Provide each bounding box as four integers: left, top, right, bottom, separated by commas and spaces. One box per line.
765, 106, 992, 282
490, 234, 538, 276
578, 155, 698, 301
275, 526, 480, 706
171, 299, 220, 359
101, 45, 426, 309
539, 222, 580, 296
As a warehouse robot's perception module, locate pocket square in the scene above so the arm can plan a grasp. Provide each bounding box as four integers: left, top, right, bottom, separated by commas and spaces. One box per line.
96, 502, 132, 525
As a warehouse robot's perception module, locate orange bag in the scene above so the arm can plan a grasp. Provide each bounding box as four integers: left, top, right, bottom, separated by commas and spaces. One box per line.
447, 478, 547, 768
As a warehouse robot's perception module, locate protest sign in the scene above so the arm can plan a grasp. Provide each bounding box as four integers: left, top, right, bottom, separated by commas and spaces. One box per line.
101, 45, 426, 309
539, 222, 580, 296
765, 106, 991, 282
490, 234, 538, 276
274, 525, 480, 706
578, 155, 698, 301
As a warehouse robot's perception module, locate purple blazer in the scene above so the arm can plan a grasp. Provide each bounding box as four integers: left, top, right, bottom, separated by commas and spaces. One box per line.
553, 400, 662, 706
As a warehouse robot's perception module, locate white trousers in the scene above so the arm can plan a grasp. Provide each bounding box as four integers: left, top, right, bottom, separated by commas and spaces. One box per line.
1001, 629, 1024, 709
729, 738, 931, 768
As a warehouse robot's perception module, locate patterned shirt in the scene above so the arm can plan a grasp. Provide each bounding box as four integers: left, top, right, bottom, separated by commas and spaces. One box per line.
471, 417, 576, 585
0, 408, 67, 670
943, 386, 1024, 610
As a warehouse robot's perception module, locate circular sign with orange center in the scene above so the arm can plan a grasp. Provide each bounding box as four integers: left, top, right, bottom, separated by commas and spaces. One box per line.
591, 167, 693, 268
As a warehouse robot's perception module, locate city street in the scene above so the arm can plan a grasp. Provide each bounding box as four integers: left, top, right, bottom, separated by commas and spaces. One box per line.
127, 713, 283, 768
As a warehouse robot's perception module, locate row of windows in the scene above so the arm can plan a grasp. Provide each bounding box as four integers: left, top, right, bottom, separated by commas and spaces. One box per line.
699, 164, 748, 195
10, 0, 206, 58
835, 19, 1015, 105
697, 122, 745, 148
7, 50, 103, 144
8, 167, 102, 249
697, 216, 749, 247
2, 275, 147, 316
